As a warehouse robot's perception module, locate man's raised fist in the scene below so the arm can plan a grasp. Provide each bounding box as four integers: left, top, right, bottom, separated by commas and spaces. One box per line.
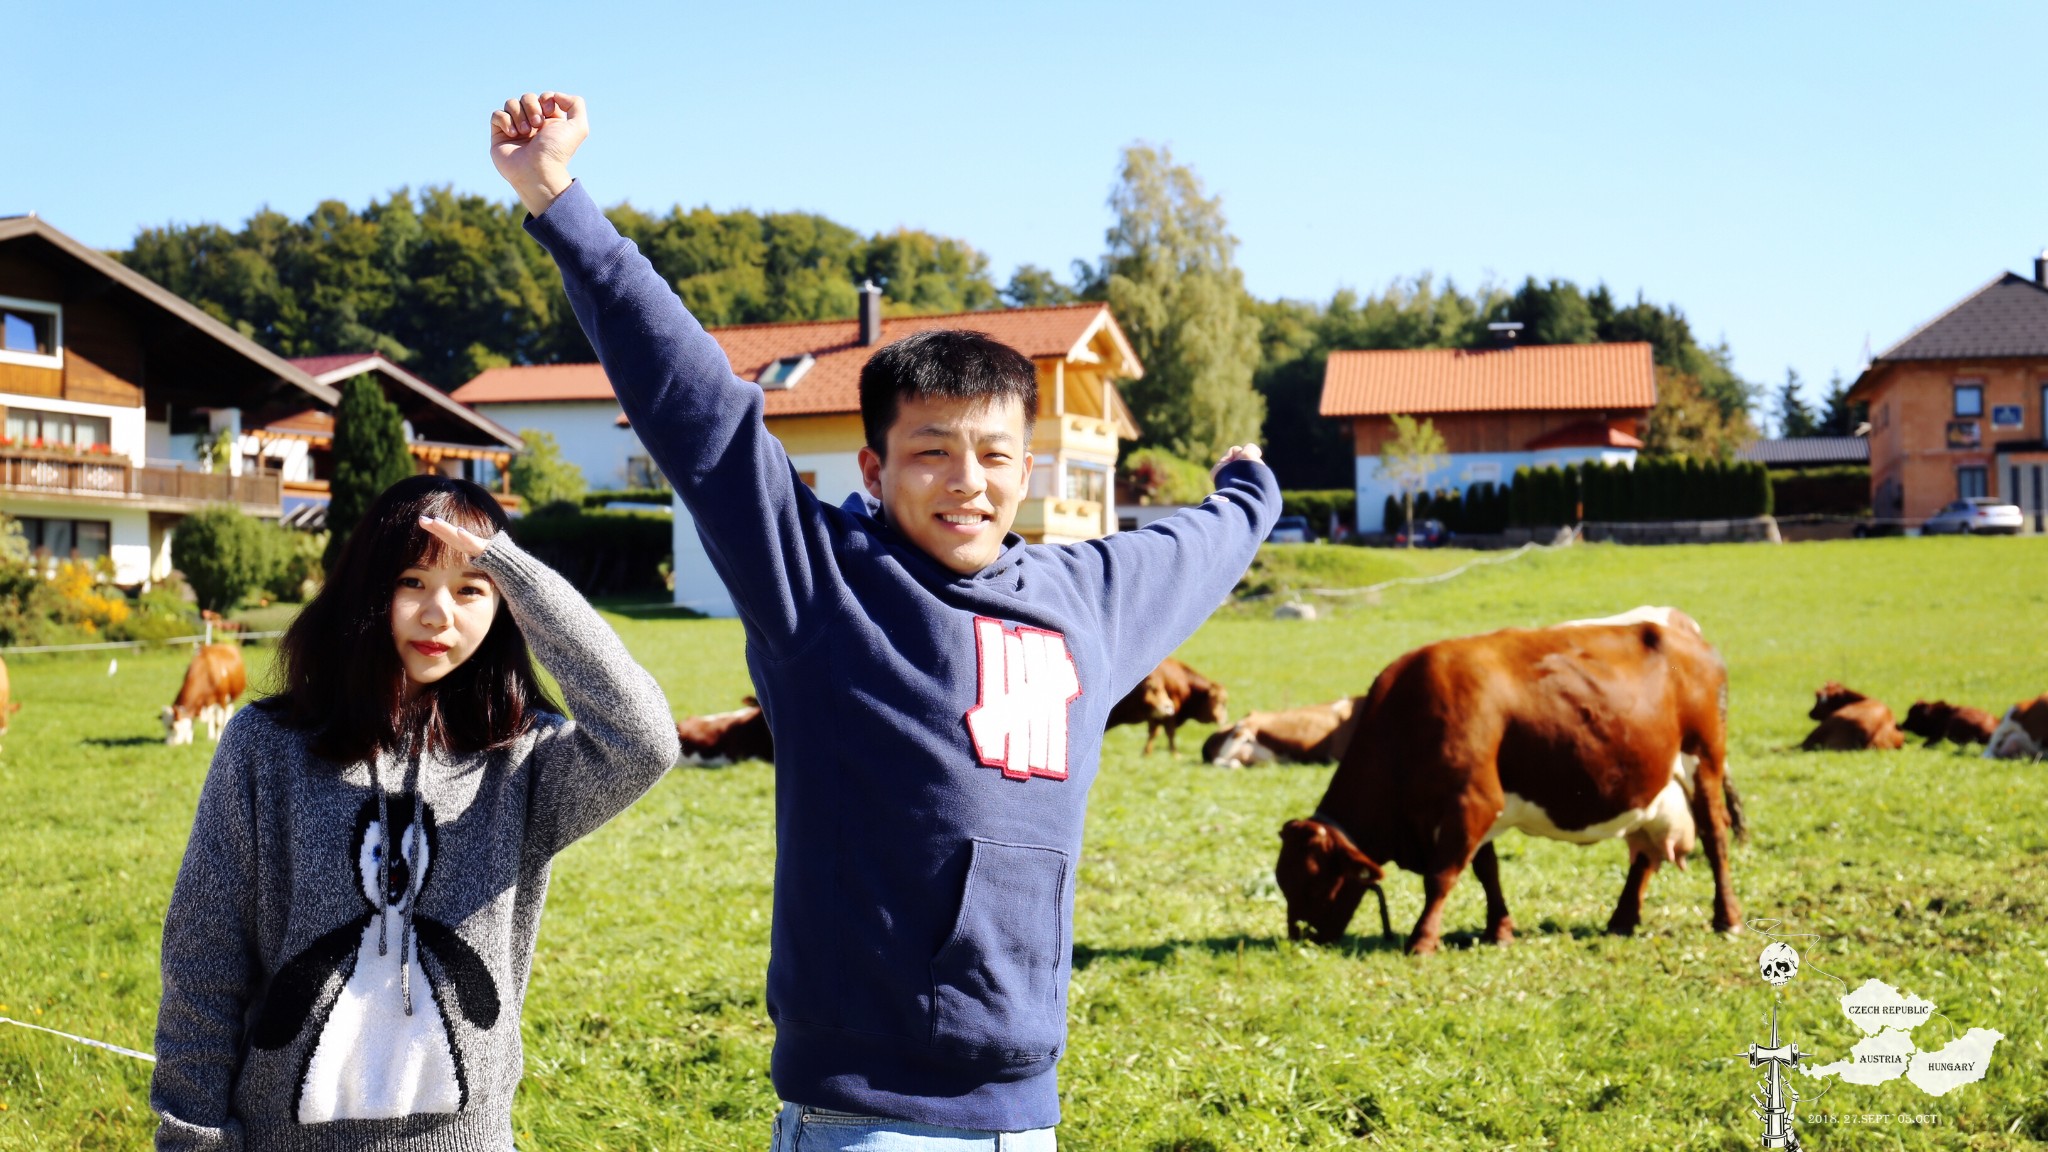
489, 91, 588, 219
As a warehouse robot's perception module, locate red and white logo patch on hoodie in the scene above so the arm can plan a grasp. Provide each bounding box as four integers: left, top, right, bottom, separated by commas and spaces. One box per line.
964, 616, 1082, 781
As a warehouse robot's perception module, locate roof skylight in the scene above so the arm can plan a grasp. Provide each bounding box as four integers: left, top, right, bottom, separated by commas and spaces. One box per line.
757, 353, 814, 390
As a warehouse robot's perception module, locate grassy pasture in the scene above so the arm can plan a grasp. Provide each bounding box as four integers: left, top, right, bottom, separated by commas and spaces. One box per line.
2, 537, 2046, 1150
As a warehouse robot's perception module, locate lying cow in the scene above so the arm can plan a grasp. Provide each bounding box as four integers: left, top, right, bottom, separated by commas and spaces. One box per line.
1204, 698, 1360, 767
1276, 619, 1742, 954
1106, 658, 1227, 756
162, 643, 247, 745
675, 697, 773, 766
1984, 694, 2048, 760
1801, 682, 1904, 751
1902, 700, 1998, 749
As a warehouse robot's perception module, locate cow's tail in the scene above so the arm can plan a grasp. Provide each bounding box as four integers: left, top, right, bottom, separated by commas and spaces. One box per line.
1722, 779, 1749, 844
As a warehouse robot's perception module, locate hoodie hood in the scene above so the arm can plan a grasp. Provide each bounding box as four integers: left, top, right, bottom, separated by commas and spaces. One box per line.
838, 491, 1030, 592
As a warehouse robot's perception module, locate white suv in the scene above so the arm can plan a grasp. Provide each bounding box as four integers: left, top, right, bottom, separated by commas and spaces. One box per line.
1921, 497, 2024, 536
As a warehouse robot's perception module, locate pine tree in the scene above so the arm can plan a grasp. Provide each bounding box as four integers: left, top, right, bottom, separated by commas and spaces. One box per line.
1774, 369, 1820, 438
324, 375, 416, 571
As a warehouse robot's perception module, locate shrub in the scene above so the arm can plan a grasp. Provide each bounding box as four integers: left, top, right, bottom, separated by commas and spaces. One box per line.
510, 429, 589, 510
1280, 490, 1355, 534
509, 507, 672, 596
584, 488, 674, 509
1121, 448, 1214, 505
326, 375, 416, 570
1770, 466, 1869, 516
172, 506, 279, 612
265, 529, 329, 602
111, 583, 201, 643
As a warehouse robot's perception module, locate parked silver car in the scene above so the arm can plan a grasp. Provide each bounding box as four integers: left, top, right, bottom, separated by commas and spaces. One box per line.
1921, 497, 2024, 535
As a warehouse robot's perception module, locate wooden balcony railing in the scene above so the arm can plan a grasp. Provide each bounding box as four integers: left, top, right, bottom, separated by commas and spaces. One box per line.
0, 449, 282, 509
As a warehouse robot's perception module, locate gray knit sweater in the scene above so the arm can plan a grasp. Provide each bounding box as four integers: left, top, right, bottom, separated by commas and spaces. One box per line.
151, 534, 681, 1151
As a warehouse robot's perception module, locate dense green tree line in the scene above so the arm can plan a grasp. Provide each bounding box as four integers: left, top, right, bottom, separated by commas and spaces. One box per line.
114, 156, 1757, 481
118, 187, 1001, 390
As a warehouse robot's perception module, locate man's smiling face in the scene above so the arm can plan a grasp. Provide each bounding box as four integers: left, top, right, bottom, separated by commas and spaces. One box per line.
858, 392, 1034, 575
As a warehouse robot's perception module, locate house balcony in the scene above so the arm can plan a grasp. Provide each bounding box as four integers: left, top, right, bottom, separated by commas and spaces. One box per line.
0, 449, 282, 515
1032, 414, 1118, 462
1013, 496, 1106, 544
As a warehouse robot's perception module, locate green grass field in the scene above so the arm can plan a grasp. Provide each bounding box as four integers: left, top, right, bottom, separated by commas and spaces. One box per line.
3, 537, 2046, 1150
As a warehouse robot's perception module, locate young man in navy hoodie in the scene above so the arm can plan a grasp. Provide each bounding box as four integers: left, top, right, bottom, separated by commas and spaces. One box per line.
490, 91, 1280, 1149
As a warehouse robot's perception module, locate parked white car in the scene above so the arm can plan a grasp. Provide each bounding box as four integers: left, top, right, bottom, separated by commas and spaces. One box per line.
1921, 497, 2024, 536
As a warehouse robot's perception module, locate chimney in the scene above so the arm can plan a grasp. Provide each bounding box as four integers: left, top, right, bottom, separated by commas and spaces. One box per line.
858, 280, 883, 346
1486, 320, 1524, 349
2035, 249, 2048, 289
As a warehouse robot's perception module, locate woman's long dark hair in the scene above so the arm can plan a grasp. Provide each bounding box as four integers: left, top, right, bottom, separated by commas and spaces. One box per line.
267, 475, 558, 764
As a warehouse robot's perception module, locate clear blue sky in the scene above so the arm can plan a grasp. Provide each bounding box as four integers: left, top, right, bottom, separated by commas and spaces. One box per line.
14, 1, 2048, 419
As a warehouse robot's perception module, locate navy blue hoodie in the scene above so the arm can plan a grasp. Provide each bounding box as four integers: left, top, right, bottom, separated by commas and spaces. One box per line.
527, 182, 1280, 1131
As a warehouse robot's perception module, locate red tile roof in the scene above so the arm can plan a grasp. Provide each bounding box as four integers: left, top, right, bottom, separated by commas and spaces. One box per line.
288, 353, 384, 378
1320, 343, 1657, 417
451, 304, 1135, 418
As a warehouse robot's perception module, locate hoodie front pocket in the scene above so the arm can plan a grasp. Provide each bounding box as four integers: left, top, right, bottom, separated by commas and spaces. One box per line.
930, 838, 1070, 1060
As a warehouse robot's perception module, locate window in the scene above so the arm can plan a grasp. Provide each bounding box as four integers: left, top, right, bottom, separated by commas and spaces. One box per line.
16, 517, 110, 562
624, 456, 669, 490
1062, 461, 1109, 505
755, 354, 814, 390
0, 296, 62, 368
1958, 467, 1988, 499
4, 406, 111, 451
1954, 381, 1984, 417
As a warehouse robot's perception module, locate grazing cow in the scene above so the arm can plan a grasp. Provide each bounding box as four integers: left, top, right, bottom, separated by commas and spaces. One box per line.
1204, 698, 1361, 767
162, 644, 247, 746
0, 655, 18, 751
674, 697, 774, 766
1801, 682, 1904, 751
1901, 700, 1998, 749
1984, 694, 2048, 760
1276, 620, 1742, 955
1106, 658, 1228, 756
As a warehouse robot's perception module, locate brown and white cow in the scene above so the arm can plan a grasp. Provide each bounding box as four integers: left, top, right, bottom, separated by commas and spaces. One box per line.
1901, 700, 1998, 749
1800, 682, 1905, 751
0, 655, 18, 752
1276, 620, 1742, 954
162, 643, 247, 745
1106, 658, 1228, 756
1984, 694, 2048, 760
1203, 698, 1361, 767
675, 697, 774, 766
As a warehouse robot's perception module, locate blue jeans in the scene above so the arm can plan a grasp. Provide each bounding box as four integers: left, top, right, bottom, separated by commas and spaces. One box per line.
771, 1103, 1056, 1151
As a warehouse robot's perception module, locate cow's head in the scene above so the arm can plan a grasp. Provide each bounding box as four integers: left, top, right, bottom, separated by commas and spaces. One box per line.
1185, 681, 1229, 728
161, 705, 194, 746
1809, 682, 1867, 720
1204, 724, 1256, 767
1901, 700, 1953, 738
1276, 818, 1383, 944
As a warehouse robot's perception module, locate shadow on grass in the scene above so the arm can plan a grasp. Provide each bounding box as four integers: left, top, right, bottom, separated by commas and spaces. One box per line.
1075, 918, 1623, 970
593, 598, 707, 622
82, 736, 165, 748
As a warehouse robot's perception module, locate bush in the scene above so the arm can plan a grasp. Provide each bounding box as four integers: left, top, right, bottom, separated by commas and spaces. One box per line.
509, 507, 672, 596
172, 506, 278, 612
111, 583, 201, 643
511, 429, 589, 510
1280, 490, 1355, 534
1121, 448, 1213, 505
1770, 466, 1869, 516
584, 488, 673, 509
265, 529, 328, 602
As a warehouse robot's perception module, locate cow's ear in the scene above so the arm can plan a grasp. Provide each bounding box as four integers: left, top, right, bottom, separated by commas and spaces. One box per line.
1279, 819, 1323, 847
1323, 824, 1382, 881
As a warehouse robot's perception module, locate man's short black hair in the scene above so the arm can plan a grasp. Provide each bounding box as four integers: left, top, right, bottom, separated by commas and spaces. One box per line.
859, 329, 1039, 456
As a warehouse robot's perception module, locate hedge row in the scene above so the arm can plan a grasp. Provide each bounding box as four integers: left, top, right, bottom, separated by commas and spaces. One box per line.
1769, 466, 1870, 516
1280, 490, 1356, 533
509, 508, 672, 596
1381, 481, 1511, 536
1509, 459, 1772, 527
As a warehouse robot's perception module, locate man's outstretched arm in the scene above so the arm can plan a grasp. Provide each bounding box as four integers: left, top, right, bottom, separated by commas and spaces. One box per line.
1084, 444, 1281, 693
490, 93, 834, 653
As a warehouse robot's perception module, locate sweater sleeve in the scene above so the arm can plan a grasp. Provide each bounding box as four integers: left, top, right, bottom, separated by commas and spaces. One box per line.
524, 181, 836, 656
1088, 458, 1281, 693
473, 532, 681, 858
152, 718, 261, 1152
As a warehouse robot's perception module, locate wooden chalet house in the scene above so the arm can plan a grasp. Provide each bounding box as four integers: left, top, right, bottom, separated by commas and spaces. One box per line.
454, 285, 1143, 616
0, 213, 339, 585
1320, 334, 1658, 531
1848, 254, 2048, 530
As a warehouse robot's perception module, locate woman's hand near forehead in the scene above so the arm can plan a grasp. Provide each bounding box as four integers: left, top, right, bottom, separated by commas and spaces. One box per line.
418, 515, 493, 563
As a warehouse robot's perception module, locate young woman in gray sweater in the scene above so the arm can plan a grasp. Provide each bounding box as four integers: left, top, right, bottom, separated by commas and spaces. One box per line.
151, 475, 681, 1151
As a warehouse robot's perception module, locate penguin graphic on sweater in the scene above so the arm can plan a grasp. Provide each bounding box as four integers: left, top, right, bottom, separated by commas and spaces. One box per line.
251, 794, 499, 1123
